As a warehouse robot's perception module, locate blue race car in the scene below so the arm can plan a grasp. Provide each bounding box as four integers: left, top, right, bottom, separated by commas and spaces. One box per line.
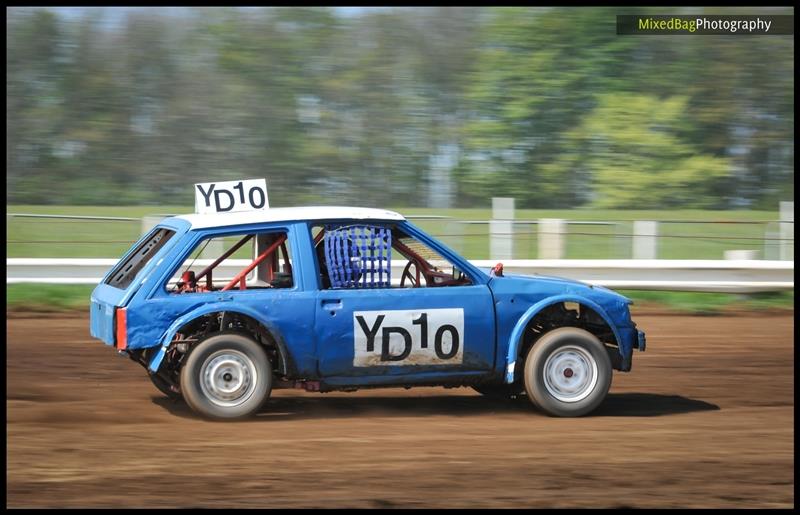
90, 206, 646, 420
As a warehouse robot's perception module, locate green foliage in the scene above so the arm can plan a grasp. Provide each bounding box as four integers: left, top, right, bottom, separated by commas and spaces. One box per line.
555, 94, 732, 208
5, 7, 794, 209
461, 7, 793, 209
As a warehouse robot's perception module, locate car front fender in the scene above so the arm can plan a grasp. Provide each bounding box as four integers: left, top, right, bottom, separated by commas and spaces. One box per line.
503, 295, 622, 383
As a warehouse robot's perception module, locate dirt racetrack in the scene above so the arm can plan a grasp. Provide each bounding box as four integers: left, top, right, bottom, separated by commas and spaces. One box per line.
6, 311, 794, 508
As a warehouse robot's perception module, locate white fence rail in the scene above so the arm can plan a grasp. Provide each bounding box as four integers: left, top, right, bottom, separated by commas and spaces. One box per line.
6, 258, 794, 293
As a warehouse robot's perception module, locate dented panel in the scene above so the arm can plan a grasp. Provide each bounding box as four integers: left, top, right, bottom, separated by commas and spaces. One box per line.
488, 273, 638, 381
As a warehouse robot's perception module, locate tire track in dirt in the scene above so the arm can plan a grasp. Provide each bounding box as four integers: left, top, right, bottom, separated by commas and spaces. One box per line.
6, 312, 794, 508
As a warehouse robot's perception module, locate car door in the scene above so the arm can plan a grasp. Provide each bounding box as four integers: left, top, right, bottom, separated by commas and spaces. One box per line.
313, 221, 496, 383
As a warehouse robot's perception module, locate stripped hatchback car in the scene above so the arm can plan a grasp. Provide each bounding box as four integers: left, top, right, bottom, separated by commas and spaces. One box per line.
90, 207, 646, 420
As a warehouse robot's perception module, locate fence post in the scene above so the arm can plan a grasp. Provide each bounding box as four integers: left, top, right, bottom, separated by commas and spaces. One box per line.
764, 222, 778, 260
538, 219, 565, 259
490, 197, 514, 260
632, 221, 658, 259
779, 201, 794, 261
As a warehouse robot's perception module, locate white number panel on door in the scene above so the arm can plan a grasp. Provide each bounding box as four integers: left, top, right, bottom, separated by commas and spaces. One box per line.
352, 308, 464, 367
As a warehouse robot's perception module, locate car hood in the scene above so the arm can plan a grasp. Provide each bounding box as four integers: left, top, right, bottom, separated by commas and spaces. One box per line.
480, 267, 632, 313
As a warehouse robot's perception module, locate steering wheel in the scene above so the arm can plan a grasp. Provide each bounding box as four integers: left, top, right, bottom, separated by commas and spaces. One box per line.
400, 260, 423, 287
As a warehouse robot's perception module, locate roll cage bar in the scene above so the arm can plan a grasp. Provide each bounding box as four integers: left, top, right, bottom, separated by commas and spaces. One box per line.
175, 232, 289, 293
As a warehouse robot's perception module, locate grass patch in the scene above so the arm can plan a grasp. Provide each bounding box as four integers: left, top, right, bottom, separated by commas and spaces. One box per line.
6, 205, 793, 314
7, 205, 781, 259
6, 284, 95, 312
7, 205, 192, 258
620, 289, 794, 315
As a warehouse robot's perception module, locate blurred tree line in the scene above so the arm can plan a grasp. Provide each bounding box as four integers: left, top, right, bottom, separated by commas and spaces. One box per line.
6, 7, 793, 209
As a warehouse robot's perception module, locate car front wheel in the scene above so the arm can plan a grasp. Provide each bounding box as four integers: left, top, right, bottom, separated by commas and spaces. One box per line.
523, 327, 612, 417
180, 332, 272, 420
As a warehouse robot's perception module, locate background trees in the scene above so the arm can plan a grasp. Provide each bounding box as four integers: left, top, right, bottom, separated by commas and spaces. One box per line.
6, 7, 793, 209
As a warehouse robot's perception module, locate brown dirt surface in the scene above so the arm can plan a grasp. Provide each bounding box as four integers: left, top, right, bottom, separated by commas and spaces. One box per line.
6, 312, 794, 508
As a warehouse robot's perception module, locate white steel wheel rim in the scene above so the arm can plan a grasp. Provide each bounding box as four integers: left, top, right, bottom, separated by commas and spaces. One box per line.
542, 345, 598, 403
200, 349, 258, 408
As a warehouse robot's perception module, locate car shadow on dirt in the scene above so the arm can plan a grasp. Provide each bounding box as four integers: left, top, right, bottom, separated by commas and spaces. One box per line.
151, 392, 719, 421
593, 393, 720, 417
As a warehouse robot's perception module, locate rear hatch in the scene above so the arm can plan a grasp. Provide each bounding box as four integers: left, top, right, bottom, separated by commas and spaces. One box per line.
90, 283, 127, 346
90, 227, 176, 346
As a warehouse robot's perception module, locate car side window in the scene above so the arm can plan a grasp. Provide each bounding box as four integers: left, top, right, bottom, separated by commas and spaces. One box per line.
106, 227, 175, 290
311, 223, 472, 290
167, 230, 293, 293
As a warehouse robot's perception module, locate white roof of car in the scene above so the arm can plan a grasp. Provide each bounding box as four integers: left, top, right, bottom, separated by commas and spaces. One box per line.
176, 206, 405, 229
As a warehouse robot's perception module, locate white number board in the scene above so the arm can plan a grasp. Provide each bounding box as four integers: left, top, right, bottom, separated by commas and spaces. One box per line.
353, 308, 464, 367
194, 179, 269, 214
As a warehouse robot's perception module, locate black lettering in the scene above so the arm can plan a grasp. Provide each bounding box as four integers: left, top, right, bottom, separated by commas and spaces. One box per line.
249, 186, 266, 209
412, 313, 428, 348
434, 324, 460, 360
381, 326, 412, 361
197, 183, 215, 207
233, 181, 245, 203
214, 189, 235, 212
356, 314, 384, 352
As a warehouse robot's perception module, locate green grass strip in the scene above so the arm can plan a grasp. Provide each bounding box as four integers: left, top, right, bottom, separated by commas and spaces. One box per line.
620, 289, 794, 315
6, 284, 95, 312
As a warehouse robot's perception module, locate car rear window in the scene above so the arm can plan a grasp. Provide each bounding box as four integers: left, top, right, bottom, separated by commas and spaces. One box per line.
105, 228, 175, 290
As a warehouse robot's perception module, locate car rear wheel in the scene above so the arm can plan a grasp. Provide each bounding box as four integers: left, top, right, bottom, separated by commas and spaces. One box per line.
148, 372, 181, 400
180, 332, 272, 420
523, 327, 612, 417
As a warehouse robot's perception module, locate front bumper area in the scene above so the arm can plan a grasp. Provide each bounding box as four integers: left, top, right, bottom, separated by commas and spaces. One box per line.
615, 326, 646, 372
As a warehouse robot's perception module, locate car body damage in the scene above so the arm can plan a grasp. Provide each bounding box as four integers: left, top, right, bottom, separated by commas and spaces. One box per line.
89, 206, 646, 419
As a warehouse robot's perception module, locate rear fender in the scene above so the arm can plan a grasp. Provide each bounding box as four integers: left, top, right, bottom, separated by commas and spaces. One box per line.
503, 295, 621, 383
147, 303, 291, 376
